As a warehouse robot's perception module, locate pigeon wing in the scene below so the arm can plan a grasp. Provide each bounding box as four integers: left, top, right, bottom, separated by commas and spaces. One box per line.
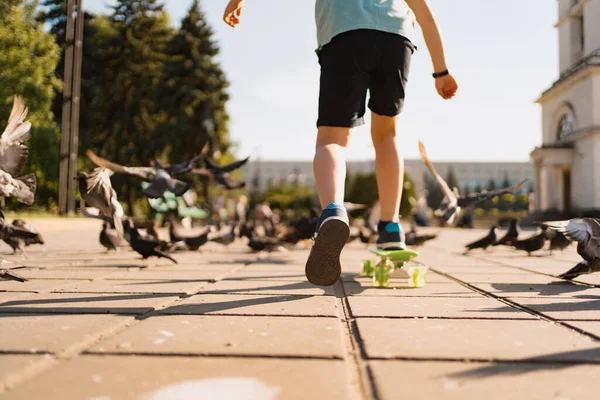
214, 156, 250, 173
0, 96, 32, 176
86, 150, 155, 181
544, 218, 600, 259
418, 141, 457, 204
458, 179, 528, 207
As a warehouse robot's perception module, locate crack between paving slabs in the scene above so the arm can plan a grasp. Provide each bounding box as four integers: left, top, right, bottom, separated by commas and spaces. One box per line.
427, 266, 600, 342
0, 257, 258, 394
335, 280, 379, 400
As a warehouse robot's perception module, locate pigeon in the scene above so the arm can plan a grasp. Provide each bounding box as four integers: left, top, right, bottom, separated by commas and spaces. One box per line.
511, 232, 546, 256
493, 218, 520, 246
100, 221, 122, 251
0, 96, 36, 205
76, 167, 124, 238
125, 222, 177, 264
189, 156, 249, 190
0, 255, 27, 282
419, 141, 527, 224
464, 225, 497, 253
542, 218, 600, 279
2, 219, 44, 254
238, 221, 285, 252
160, 143, 209, 177
405, 221, 438, 247
86, 150, 189, 198
538, 224, 572, 254
210, 223, 237, 246
168, 221, 211, 251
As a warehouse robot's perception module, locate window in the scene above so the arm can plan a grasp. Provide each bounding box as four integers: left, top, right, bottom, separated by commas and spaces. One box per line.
557, 115, 574, 141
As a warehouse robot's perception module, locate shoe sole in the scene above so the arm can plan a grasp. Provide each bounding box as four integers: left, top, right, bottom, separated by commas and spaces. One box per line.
305, 219, 350, 286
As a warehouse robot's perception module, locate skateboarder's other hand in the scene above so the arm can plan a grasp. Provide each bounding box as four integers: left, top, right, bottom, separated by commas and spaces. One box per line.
223, 0, 245, 27
435, 74, 458, 100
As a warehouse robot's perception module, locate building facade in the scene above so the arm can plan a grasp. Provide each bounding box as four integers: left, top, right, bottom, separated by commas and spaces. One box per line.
530, 0, 600, 212
244, 159, 532, 195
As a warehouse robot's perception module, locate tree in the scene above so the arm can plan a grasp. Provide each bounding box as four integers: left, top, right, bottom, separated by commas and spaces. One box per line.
399, 173, 416, 217
0, 2, 61, 207
501, 170, 511, 188
473, 181, 482, 193
161, 0, 230, 159
346, 173, 378, 206
92, 0, 174, 213
486, 179, 497, 192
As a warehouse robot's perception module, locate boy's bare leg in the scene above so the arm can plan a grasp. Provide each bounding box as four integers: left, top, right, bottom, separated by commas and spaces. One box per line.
371, 112, 403, 221
313, 126, 351, 208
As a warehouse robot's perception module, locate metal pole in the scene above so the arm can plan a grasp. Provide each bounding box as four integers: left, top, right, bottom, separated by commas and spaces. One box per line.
58, 0, 76, 215
67, 0, 84, 216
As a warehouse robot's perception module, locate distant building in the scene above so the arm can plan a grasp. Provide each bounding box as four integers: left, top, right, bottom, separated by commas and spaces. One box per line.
530, 0, 600, 212
243, 159, 532, 195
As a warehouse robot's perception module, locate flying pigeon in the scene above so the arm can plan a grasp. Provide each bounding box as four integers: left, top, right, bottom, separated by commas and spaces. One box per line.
419, 141, 528, 224
0, 96, 37, 205
86, 150, 189, 198
190, 156, 250, 190
542, 218, 600, 279
77, 167, 124, 238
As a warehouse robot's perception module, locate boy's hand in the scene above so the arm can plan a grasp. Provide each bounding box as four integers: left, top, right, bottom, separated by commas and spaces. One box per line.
223, 0, 245, 27
435, 74, 458, 100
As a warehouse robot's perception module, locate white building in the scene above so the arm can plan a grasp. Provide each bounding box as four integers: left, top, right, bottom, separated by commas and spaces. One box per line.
530, 0, 600, 212
244, 159, 532, 195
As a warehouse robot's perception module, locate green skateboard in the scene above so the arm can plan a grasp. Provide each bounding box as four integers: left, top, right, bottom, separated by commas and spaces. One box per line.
362, 248, 426, 288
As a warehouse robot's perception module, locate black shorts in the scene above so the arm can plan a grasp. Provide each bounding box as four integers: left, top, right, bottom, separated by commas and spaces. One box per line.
317, 29, 414, 128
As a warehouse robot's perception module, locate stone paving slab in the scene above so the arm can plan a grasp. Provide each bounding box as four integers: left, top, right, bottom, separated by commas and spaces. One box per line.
161, 293, 340, 317
0, 279, 81, 293
342, 281, 482, 297
0, 292, 30, 304
51, 279, 207, 295
0, 356, 347, 400
347, 296, 535, 319
446, 273, 561, 285
0, 292, 179, 314
104, 269, 226, 281
356, 319, 600, 361
223, 270, 307, 281
471, 282, 600, 299
564, 321, 600, 338
508, 297, 600, 321
0, 314, 132, 353
201, 279, 336, 296
243, 263, 307, 272
8, 268, 116, 280
89, 315, 345, 358
0, 355, 49, 384
369, 360, 600, 400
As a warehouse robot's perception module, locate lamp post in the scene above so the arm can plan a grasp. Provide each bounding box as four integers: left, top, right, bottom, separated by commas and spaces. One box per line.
58, 0, 84, 215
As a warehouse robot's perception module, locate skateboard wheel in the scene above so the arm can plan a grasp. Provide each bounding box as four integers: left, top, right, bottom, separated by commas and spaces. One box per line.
361, 259, 375, 277
407, 266, 427, 288
373, 258, 395, 288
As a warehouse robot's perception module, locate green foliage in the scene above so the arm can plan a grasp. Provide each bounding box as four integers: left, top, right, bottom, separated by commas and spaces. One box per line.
486, 178, 497, 192
501, 170, 511, 188
264, 183, 314, 210
0, 3, 61, 208
346, 173, 378, 206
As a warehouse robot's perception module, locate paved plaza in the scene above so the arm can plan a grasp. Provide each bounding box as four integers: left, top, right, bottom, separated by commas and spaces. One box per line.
1, 219, 600, 399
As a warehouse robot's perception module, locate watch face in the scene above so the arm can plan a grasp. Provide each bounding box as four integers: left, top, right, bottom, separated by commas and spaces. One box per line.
558, 115, 574, 141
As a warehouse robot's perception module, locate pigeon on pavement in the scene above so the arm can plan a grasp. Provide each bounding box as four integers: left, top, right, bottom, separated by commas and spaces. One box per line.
464, 225, 497, 253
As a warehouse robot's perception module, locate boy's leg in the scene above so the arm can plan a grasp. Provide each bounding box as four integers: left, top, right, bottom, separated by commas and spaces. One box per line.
313, 127, 350, 208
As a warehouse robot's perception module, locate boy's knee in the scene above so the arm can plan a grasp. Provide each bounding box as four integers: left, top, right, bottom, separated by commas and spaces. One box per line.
316, 126, 351, 147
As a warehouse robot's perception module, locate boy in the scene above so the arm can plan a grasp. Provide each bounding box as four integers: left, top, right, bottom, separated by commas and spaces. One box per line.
224, 0, 458, 286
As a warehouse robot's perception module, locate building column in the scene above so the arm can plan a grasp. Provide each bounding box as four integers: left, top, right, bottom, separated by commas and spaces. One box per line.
533, 163, 541, 210
539, 165, 551, 211
554, 166, 565, 211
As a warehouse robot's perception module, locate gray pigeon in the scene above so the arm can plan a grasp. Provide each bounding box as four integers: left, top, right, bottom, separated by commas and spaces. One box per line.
86, 150, 189, 198
2, 219, 44, 255
77, 167, 124, 238
543, 218, 600, 279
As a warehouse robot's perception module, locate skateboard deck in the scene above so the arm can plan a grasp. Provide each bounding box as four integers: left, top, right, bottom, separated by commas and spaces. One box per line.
362, 248, 426, 288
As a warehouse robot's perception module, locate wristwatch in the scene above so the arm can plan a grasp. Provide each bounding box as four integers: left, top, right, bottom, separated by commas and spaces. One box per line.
432, 69, 449, 78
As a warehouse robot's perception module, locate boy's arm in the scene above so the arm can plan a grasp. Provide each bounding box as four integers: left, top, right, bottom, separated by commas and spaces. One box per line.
405, 0, 458, 99
223, 0, 245, 28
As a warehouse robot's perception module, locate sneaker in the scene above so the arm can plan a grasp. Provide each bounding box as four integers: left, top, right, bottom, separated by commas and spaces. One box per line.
376, 221, 406, 250
305, 204, 350, 286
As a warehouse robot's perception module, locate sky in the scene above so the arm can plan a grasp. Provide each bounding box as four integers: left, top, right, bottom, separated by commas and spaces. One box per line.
85, 0, 559, 162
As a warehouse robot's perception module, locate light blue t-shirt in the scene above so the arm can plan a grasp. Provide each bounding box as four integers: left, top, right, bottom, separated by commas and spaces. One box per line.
315, 0, 416, 50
